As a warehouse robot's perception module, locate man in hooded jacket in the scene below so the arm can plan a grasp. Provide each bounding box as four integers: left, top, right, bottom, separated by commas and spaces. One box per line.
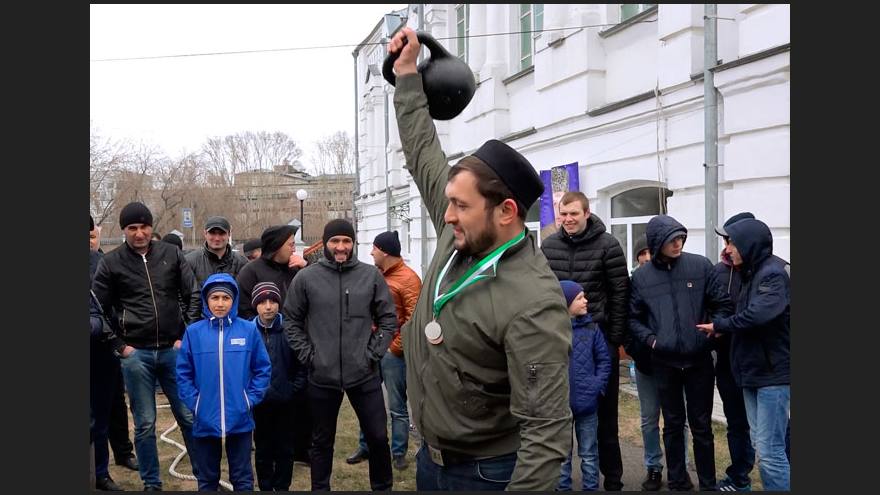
629, 214, 733, 491
283, 219, 398, 491
697, 218, 790, 491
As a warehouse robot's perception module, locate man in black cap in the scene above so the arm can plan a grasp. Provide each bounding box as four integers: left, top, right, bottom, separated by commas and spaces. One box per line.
91, 201, 203, 491
347, 230, 423, 470
284, 219, 398, 490
235, 224, 313, 466
628, 214, 734, 491
387, 28, 572, 491
161, 232, 184, 250
242, 238, 262, 261
185, 215, 248, 290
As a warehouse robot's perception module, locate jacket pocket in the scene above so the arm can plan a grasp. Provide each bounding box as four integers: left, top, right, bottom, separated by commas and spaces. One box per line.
525, 362, 569, 418
194, 394, 201, 416
243, 389, 252, 411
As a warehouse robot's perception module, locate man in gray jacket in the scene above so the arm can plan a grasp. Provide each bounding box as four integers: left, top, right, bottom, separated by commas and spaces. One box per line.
283, 219, 398, 491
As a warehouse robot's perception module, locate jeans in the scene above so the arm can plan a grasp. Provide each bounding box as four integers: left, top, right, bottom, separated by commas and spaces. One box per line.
558, 412, 599, 491
253, 400, 296, 490
634, 368, 690, 473
597, 343, 623, 489
358, 352, 410, 457
743, 385, 790, 491
190, 431, 254, 491
308, 378, 392, 490
653, 358, 717, 491
415, 444, 517, 490
715, 344, 756, 486
120, 347, 198, 488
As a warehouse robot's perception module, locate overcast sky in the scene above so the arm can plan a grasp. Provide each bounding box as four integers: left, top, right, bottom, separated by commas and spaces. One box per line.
90, 4, 405, 164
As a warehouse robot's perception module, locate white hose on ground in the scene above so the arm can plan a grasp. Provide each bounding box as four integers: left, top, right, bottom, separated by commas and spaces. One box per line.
157, 403, 234, 491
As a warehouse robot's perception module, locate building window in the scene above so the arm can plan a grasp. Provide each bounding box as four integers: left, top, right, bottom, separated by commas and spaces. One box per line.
455, 4, 469, 62
519, 4, 543, 71
609, 186, 671, 269
620, 4, 654, 22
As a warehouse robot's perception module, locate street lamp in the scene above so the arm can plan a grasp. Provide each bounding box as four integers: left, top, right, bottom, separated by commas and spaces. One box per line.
296, 189, 308, 242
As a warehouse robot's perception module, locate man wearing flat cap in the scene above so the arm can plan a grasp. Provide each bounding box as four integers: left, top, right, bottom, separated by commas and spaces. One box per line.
185, 215, 249, 290
91, 201, 203, 491
387, 28, 572, 491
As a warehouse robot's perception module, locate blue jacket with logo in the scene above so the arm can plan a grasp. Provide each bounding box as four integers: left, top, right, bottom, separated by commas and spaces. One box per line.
569, 314, 611, 417
711, 219, 790, 388
176, 273, 272, 438
629, 215, 734, 368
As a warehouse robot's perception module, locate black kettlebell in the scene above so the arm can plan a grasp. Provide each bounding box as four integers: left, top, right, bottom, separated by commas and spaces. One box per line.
383, 31, 476, 121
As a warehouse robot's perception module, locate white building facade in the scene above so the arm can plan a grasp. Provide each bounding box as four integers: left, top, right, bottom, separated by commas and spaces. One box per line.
353, 4, 790, 277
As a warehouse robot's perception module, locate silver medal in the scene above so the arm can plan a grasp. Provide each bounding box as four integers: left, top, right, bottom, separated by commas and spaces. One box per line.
425, 320, 443, 344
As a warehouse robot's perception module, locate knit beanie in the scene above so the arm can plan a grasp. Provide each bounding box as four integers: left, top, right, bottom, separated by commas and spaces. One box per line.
252, 281, 282, 307
559, 280, 584, 308
322, 219, 356, 244
206, 282, 235, 299
260, 225, 297, 258
119, 202, 153, 229
373, 230, 401, 257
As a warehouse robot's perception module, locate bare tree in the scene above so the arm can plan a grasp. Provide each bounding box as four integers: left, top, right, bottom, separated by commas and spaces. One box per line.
90, 123, 133, 225
311, 131, 355, 176
201, 131, 304, 183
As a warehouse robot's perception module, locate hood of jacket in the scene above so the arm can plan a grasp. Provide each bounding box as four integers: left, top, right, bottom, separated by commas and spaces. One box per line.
200, 273, 240, 323
723, 218, 773, 272
646, 215, 688, 265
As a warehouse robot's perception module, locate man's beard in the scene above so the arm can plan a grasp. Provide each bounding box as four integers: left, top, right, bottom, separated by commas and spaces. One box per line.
456, 217, 497, 258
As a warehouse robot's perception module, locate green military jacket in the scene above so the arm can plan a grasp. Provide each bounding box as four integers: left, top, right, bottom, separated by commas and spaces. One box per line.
394, 73, 573, 491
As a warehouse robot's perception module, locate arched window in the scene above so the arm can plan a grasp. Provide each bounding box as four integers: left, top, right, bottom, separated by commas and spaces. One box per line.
609, 186, 671, 269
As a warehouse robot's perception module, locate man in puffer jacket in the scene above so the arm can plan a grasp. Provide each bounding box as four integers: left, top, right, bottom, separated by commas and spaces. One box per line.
629, 214, 733, 491
698, 218, 790, 491
557, 280, 611, 491
251, 281, 308, 491
176, 273, 272, 491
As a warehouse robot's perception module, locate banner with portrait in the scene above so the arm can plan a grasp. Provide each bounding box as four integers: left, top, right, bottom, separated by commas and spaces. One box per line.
539, 162, 580, 242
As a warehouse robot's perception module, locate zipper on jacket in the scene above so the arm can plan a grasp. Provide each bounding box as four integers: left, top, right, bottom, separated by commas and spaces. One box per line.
194, 394, 201, 416
527, 364, 538, 416
338, 272, 344, 389
345, 289, 350, 319
122, 309, 127, 338
141, 254, 161, 349
218, 318, 226, 437
243, 389, 251, 410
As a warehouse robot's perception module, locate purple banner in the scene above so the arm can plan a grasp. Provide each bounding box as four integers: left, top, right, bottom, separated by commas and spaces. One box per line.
539, 162, 580, 242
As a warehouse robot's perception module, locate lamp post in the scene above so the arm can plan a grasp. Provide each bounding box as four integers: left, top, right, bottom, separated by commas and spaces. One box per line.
296, 189, 308, 242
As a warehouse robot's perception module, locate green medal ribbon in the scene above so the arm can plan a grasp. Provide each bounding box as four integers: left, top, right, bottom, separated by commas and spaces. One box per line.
432, 228, 527, 319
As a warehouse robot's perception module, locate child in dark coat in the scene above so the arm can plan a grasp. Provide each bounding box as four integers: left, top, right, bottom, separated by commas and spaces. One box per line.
558, 280, 612, 491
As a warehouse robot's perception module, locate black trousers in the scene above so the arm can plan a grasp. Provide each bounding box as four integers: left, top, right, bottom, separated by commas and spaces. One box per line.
291, 387, 313, 464
108, 364, 135, 461
654, 358, 717, 491
253, 400, 297, 490
715, 341, 756, 486
308, 377, 392, 491
597, 343, 623, 489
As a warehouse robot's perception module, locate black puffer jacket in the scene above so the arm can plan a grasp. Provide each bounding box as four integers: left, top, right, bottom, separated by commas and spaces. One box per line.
541, 214, 630, 345
235, 257, 301, 320
712, 219, 790, 388
628, 215, 733, 368
92, 240, 201, 349
185, 243, 248, 291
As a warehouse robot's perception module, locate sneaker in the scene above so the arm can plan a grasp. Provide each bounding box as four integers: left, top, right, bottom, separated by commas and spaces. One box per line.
717, 476, 751, 491
95, 477, 122, 491
143, 485, 162, 491
393, 455, 409, 471
345, 448, 369, 465
642, 469, 663, 491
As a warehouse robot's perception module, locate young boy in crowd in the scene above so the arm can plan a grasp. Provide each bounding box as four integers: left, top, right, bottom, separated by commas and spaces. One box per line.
250, 281, 308, 491
558, 280, 612, 491
176, 273, 272, 491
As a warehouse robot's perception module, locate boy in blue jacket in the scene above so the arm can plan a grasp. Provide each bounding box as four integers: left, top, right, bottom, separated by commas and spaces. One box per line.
250, 281, 308, 491
558, 280, 611, 491
177, 273, 272, 491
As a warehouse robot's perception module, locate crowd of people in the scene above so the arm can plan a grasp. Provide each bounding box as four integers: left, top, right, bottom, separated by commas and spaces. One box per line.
88, 27, 789, 493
